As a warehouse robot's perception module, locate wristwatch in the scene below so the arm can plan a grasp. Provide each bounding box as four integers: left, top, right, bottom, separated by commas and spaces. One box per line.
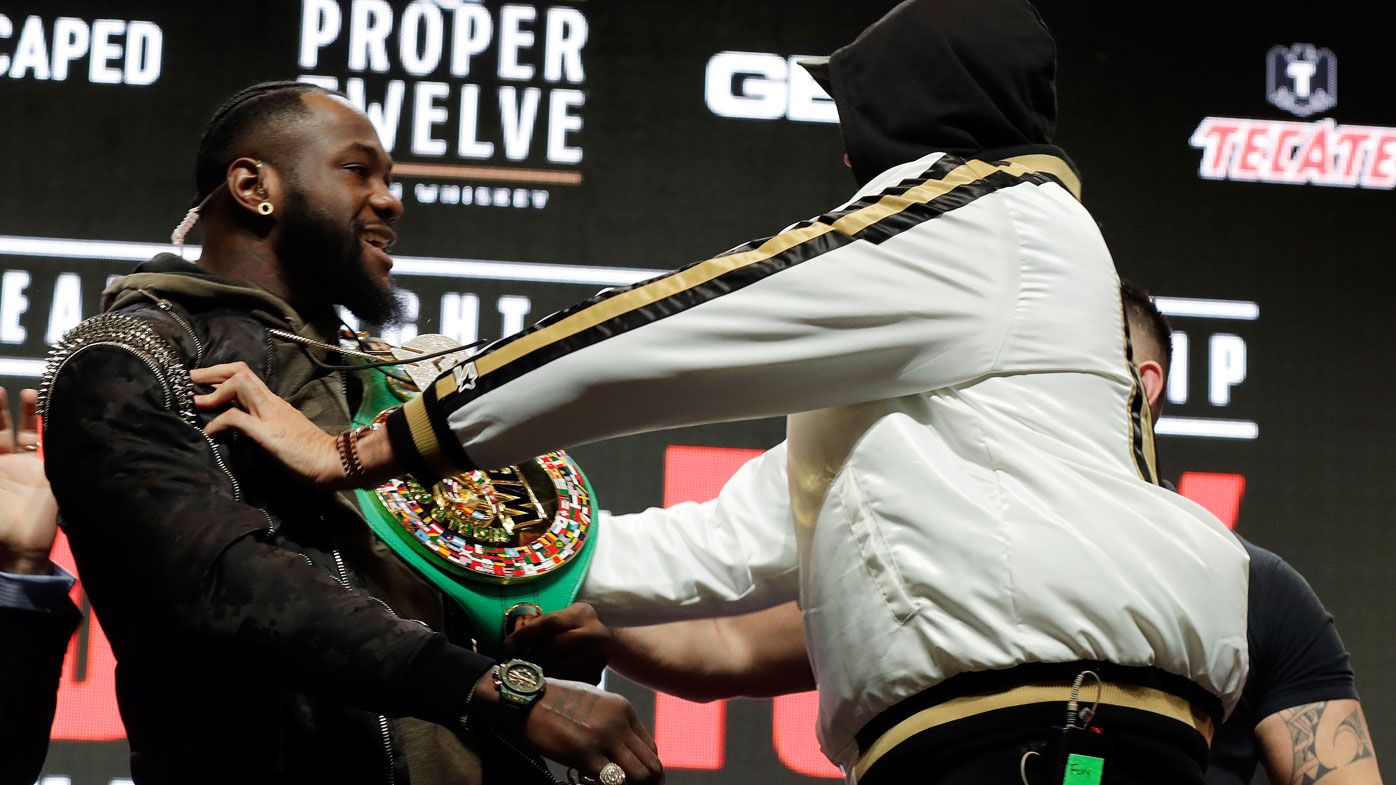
493, 659, 546, 715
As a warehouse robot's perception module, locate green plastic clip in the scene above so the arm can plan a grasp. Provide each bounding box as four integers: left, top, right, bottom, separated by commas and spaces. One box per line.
1062, 753, 1104, 785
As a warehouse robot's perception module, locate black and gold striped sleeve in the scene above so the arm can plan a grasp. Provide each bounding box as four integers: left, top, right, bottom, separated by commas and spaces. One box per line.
385, 154, 1083, 480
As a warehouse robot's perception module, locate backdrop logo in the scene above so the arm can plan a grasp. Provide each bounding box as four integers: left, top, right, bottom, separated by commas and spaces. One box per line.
704, 51, 836, 124
1189, 45, 1394, 190
0, 14, 163, 85
297, 0, 589, 211
1152, 297, 1259, 441
1266, 43, 1336, 118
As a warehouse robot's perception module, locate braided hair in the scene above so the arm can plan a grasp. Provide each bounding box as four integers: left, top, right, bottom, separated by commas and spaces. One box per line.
192, 80, 342, 203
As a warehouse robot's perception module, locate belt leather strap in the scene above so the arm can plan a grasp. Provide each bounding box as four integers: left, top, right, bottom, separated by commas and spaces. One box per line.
854, 680, 1215, 781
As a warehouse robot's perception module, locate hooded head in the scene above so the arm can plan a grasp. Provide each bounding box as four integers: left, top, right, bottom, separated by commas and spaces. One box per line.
806, 0, 1059, 185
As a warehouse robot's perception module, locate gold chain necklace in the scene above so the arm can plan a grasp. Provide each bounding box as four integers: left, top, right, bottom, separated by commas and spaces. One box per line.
264, 328, 402, 361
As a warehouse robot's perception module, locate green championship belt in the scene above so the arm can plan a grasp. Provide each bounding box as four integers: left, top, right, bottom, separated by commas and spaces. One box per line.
349, 342, 597, 655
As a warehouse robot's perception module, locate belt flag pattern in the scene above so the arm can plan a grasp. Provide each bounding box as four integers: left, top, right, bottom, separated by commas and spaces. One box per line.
373, 450, 594, 584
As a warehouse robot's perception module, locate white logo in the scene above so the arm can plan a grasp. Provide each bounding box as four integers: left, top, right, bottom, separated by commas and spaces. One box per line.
1266, 43, 1336, 118
452, 361, 479, 392
0, 14, 163, 85
295, 1, 588, 211
704, 51, 836, 124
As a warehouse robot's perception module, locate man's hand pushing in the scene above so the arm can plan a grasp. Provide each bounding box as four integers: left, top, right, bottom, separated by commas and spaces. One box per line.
192, 362, 395, 489
505, 602, 614, 685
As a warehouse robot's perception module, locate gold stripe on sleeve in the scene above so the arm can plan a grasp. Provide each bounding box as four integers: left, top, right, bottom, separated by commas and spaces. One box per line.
402, 393, 458, 479
1003, 153, 1082, 199
468, 158, 1053, 383
828, 159, 1015, 236
473, 220, 836, 377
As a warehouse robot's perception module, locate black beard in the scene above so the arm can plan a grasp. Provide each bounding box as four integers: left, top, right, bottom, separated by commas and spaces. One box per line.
278, 188, 404, 326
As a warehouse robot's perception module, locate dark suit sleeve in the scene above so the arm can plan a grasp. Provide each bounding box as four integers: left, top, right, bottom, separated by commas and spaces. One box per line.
43, 344, 492, 725
0, 599, 80, 783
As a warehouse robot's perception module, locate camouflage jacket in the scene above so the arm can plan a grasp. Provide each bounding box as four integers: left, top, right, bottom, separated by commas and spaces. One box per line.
40, 255, 516, 785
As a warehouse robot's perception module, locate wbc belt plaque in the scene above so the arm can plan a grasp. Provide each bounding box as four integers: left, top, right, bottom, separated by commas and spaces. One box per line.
349, 335, 598, 653
373, 451, 593, 584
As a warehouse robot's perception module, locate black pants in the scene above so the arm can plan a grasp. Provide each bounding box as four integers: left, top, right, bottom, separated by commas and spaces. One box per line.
858, 703, 1207, 785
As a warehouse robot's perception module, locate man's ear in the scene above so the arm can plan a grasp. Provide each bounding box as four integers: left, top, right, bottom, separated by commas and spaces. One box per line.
227, 157, 281, 217
1137, 359, 1165, 421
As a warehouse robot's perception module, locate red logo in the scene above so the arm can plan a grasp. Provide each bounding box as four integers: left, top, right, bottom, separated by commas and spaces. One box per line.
1190, 116, 1396, 189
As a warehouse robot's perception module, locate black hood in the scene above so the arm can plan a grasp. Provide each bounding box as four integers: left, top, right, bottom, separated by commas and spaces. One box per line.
819, 0, 1059, 185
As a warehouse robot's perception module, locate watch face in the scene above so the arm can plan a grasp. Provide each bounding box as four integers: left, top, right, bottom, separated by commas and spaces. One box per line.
503, 663, 543, 694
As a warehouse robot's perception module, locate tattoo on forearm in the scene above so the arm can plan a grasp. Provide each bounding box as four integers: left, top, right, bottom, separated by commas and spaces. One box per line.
1279, 702, 1376, 785
548, 688, 603, 729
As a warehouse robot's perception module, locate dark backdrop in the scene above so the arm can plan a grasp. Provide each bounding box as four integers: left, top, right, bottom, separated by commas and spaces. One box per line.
0, 2, 1386, 783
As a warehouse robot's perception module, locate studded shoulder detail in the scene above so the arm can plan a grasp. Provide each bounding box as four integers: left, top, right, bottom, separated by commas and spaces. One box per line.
39, 313, 197, 425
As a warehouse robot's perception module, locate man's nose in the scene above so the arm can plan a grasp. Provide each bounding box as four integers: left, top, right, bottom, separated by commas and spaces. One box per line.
372, 187, 404, 224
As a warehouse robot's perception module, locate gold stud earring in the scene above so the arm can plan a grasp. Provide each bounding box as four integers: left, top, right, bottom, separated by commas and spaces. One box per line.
257, 201, 274, 216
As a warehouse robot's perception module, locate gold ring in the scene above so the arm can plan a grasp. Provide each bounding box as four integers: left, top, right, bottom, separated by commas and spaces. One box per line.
21, 444, 39, 452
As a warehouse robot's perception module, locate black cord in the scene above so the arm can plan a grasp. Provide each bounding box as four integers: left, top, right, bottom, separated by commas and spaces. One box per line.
297, 338, 491, 372
249, 310, 491, 371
